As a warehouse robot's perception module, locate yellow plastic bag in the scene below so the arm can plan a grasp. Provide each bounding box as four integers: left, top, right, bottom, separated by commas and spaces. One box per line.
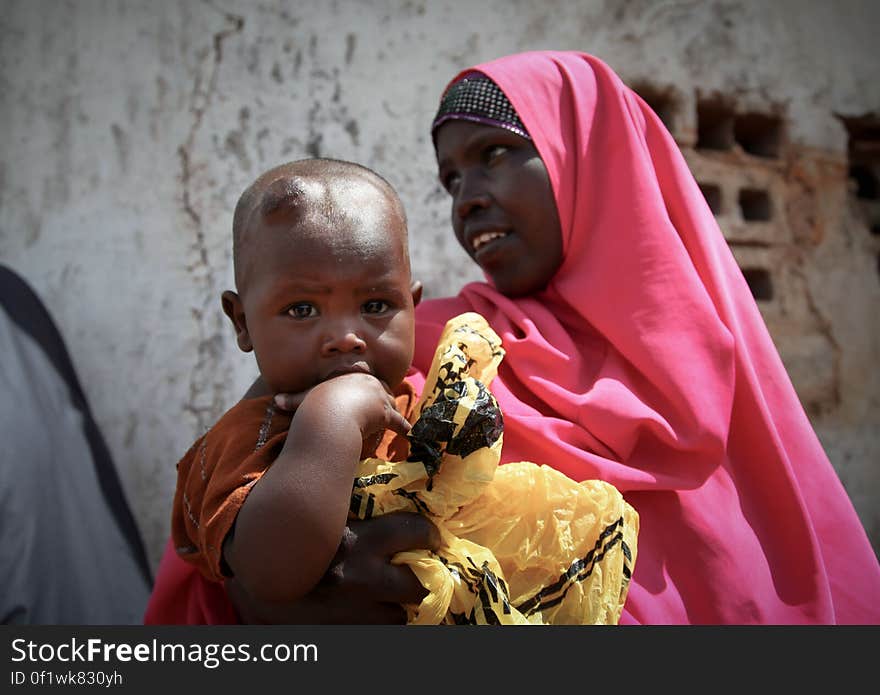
350, 312, 639, 624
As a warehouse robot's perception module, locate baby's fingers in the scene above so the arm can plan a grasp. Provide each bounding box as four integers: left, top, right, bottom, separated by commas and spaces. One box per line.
273, 390, 310, 412
385, 405, 412, 437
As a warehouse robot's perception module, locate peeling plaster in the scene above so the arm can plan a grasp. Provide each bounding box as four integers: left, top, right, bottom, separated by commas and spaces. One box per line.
177, 7, 245, 433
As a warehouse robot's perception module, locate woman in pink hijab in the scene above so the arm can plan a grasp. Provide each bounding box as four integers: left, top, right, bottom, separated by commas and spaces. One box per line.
415, 50, 880, 624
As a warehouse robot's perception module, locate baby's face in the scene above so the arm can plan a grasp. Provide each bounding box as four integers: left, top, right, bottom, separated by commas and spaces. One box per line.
238, 190, 417, 396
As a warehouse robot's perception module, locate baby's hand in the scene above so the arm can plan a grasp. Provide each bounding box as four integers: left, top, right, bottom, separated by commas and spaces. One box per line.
273, 390, 310, 413
295, 374, 410, 458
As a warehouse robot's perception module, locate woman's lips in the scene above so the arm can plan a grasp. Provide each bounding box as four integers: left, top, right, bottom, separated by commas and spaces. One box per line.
471, 229, 510, 252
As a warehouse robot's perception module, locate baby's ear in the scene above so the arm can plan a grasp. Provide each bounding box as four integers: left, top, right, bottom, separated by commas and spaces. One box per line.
221, 290, 253, 352
410, 280, 423, 307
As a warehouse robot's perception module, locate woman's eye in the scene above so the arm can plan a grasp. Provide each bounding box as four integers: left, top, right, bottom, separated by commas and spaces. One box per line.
485, 145, 508, 163
441, 171, 460, 193
363, 299, 390, 315
287, 303, 317, 319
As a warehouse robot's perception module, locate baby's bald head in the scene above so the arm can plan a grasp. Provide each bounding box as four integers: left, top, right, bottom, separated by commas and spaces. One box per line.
231, 158, 409, 292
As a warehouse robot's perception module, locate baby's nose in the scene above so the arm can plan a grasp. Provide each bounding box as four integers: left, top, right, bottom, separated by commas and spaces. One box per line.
321, 329, 367, 354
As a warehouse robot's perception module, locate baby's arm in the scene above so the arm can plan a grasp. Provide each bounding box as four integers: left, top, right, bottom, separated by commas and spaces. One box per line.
223, 373, 410, 603
224, 513, 441, 624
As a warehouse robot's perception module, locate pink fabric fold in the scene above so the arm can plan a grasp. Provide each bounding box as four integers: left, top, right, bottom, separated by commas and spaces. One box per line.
415, 50, 880, 624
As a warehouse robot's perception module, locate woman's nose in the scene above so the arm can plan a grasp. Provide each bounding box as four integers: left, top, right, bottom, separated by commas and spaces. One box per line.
321, 328, 367, 355
455, 172, 491, 221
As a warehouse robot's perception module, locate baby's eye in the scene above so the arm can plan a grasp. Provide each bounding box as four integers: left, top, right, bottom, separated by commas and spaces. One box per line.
287, 303, 317, 319
362, 299, 390, 315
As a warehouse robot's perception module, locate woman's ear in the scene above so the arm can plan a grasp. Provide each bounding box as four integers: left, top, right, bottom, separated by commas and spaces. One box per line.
221, 290, 253, 352
410, 280, 423, 308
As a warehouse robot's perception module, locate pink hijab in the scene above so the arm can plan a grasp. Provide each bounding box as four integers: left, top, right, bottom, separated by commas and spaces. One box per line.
414, 50, 880, 624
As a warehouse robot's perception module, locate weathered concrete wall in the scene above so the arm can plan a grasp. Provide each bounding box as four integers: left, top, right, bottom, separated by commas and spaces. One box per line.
1, 0, 877, 571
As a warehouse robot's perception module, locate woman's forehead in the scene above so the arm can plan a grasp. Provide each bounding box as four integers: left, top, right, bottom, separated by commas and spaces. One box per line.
434, 120, 532, 167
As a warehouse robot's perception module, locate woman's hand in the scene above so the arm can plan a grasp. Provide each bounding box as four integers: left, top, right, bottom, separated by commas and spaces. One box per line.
226, 512, 440, 624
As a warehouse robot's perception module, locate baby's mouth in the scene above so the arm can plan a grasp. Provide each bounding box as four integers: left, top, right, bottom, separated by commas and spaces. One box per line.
323, 362, 373, 381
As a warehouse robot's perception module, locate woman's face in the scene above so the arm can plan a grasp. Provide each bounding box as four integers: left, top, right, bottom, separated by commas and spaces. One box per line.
435, 120, 563, 297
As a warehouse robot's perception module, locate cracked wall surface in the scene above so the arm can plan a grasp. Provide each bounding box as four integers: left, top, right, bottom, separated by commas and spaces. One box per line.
1, 0, 878, 571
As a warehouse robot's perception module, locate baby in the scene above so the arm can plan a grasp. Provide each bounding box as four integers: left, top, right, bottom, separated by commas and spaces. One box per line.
172, 158, 423, 605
